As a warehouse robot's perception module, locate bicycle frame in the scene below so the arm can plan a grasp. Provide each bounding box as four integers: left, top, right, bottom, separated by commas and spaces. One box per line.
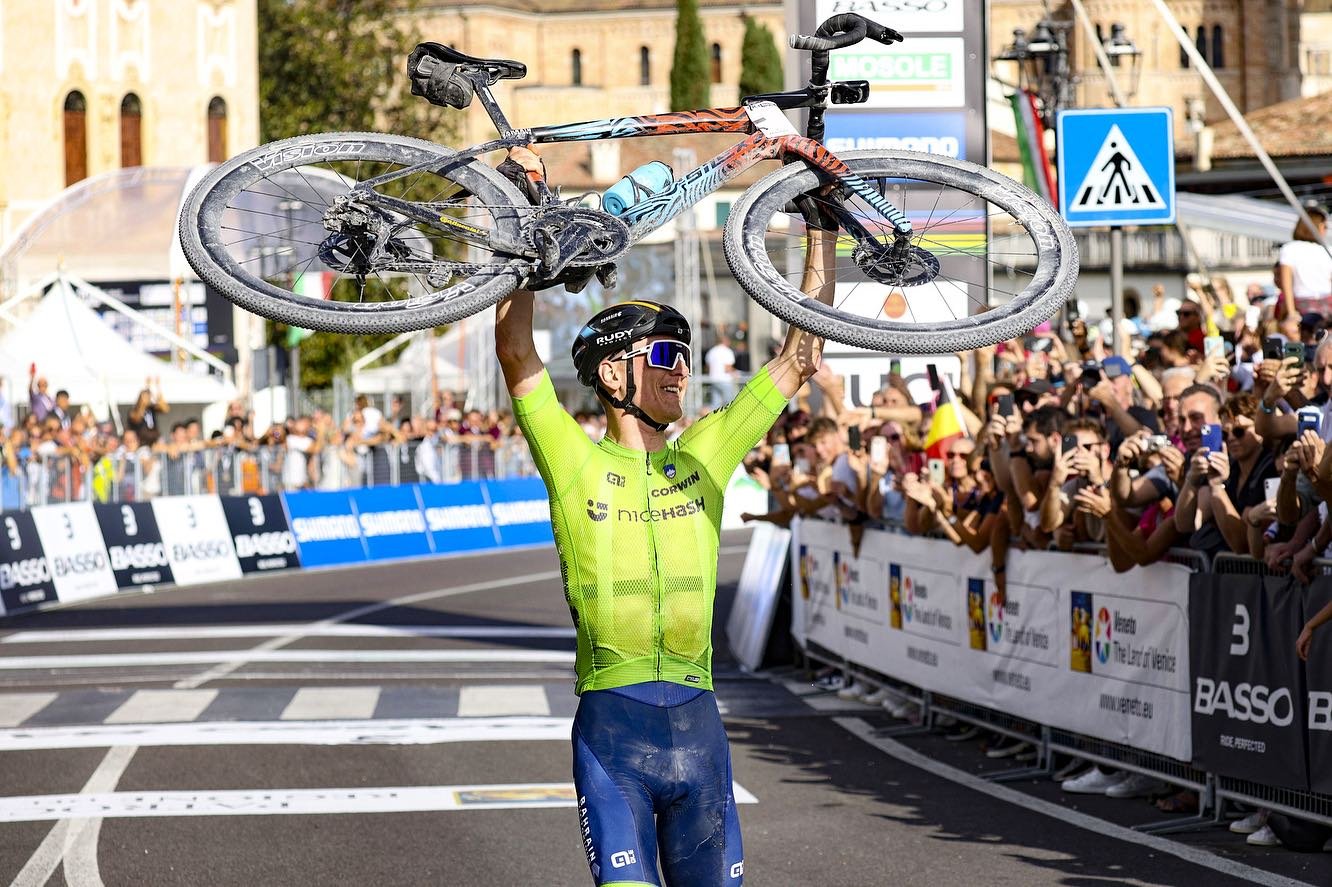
354, 78, 914, 261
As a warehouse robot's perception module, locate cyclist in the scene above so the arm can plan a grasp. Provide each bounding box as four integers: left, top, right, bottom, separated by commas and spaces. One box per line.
496, 147, 836, 887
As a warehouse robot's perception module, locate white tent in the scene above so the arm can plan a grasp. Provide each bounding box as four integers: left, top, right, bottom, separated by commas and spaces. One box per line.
0, 278, 236, 419
353, 325, 469, 403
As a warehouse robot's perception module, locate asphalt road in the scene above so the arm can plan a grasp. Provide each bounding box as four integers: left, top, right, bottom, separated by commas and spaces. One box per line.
0, 531, 1328, 886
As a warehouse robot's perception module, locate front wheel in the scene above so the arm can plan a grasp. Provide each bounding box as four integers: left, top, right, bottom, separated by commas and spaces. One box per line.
723, 150, 1078, 354
178, 132, 531, 335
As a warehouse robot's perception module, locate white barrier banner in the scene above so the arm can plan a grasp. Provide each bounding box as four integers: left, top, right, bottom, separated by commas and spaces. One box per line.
791, 519, 1192, 761
30, 503, 117, 604
151, 496, 243, 586
726, 523, 792, 671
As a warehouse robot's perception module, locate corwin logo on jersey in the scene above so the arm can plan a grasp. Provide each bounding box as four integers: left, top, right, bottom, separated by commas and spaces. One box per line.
586, 499, 609, 521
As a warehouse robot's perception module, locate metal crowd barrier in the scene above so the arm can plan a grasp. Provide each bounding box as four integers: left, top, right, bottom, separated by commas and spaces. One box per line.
794, 534, 1332, 836
0, 439, 539, 510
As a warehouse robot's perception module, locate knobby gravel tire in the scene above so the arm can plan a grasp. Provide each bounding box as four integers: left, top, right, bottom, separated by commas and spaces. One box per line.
179, 132, 529, 335
722, 149, 1079, 354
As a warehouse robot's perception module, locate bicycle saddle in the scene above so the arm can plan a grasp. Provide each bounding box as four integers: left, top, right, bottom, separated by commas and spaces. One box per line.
409, 42, 527, 83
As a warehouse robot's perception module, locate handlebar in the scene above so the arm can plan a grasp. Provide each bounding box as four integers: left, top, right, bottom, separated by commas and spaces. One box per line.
788, 13, 902, 52
787, 14, 902, 144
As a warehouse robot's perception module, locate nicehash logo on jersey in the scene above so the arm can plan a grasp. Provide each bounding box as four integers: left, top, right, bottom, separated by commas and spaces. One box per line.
586, 499, 609, 521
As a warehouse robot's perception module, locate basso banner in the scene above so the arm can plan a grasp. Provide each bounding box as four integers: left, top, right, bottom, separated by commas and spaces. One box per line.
0, 509, 56, 614
1305, 578, 1332, 794
1189, 573, 1307, 790
30, 503, 117, 604
93, 502, 174, 589
791, 519, 1192, 761
151, 495, 243, 586
219, 495, 299, 574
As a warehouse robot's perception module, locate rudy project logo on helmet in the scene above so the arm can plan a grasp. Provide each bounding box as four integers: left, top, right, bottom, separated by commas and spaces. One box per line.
594, 330, 633, 346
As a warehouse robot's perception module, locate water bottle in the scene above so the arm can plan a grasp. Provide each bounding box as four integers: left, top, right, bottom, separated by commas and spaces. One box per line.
602, 161, 674, 216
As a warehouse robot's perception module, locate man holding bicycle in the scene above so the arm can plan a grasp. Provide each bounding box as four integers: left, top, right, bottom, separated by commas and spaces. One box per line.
496, 150, 836, 885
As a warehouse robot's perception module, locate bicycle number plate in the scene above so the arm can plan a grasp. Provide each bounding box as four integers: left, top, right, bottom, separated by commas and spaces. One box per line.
745, 101, 798, 138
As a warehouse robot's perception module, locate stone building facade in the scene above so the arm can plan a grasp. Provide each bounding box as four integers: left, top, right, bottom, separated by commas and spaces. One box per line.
0, 0, 260, 244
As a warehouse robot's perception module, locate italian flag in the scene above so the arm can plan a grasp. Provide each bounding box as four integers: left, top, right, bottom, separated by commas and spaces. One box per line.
1010, 90, 1056, 207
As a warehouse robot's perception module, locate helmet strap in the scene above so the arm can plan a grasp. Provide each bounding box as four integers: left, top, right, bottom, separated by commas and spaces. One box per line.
597, 359, 669, 433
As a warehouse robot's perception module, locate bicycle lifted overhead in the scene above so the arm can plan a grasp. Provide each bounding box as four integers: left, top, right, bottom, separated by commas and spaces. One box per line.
179, 13, 1077, 354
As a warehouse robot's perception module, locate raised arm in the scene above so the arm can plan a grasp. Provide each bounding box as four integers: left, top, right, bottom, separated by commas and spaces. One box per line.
495, 289, 545, 398
764, 228, 836, 400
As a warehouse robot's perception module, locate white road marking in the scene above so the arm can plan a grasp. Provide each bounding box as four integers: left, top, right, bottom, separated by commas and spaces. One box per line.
172, 569, 563, 689
0, 649, 577, 669
104, 689, 219, 725
281, 686, 380, 720
8, 745, 137, 887
0, 717, 575, 751
0, 692, 58, 727
835, 717, 1317, 887
1, 625, 577, 644
0, 780, 758, 823
457, 685, 550, 717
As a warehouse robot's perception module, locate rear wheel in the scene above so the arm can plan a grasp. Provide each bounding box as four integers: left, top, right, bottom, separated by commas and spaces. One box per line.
178, 132, 530, 334
723, 149, 1078, 354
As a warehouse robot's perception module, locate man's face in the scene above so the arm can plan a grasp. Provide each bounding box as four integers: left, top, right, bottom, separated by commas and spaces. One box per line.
55, 392, 69, 408
605, 335, 690, 425
1072, 430, 1106, 468
1178, 392, 1220, 452
1176, 304, 1202, 331
1025, 426, 1056, 467
811, 430, 841, 464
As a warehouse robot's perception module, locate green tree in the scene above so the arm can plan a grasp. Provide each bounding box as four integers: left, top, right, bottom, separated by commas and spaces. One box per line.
739, 17, 784, 99
256, 0, 459, 391
670, 0, 710, 111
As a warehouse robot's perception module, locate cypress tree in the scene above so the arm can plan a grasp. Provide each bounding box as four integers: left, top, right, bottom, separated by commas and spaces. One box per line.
670, 0, 710, 111
739, 18, 784, 99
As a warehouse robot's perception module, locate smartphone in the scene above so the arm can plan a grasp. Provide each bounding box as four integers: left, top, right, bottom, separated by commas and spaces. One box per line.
926, 363, 942, 393
1285, 340, 1306, 368
870, 436, 889, 464
1263, 336, 1285, 361
1200, 424, 1223, 453
997, 394, 1015, 417
1080, 362, 1101, 386
889, 359, 902, 376
927, 458, 945, 485
794, 457, 811, 475
1062, 433, 1079, 455
1298, 406, 1322, 436
1264, 477, 1281, 505
1203, 335, 1225, 358
771, 443, 791, 466
848, 426, 862, 451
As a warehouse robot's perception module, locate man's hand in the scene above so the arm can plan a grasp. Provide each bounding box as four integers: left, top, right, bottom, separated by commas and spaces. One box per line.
1088, 380, 1118, 408
1265, 356, 1302, 406
1206, 450, 1230, 487
1293, 543, 1319, 585
497, 146, 546, 205
1298, 622, 1317, 661
1265, 539, 1298, 573
791, 185, 843, 233
1186, 451, 1210, 489
1074, 485, 1112, 518
1051, 445, 1076, 486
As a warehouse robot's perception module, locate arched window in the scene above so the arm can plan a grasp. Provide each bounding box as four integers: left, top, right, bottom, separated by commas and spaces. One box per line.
639, 46, 650, 86
1195, 25, 1207, 63
63, 91, 88, 186
572, 48, 583, 86
207, 96, 227, 163
120, 93, 143, 168
1211, 25, 1225, 69
1180, 38, 1190, 68
710, 42, 722, 84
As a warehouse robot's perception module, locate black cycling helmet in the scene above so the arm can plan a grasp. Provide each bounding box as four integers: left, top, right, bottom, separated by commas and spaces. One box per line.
571, 300, 691, 431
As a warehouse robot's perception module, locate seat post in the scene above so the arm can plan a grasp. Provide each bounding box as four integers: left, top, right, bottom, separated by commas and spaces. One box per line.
474, 81, 515, 137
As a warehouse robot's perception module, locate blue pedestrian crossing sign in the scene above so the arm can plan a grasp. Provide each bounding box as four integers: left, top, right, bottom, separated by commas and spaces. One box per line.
1056, 108, 1175, 228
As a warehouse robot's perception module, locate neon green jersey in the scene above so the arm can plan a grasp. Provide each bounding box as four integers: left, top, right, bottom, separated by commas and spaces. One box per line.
512, 367, 789, 694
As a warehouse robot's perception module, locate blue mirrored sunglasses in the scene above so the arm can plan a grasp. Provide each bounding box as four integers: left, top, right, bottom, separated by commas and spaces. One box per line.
619, 340, 691, 371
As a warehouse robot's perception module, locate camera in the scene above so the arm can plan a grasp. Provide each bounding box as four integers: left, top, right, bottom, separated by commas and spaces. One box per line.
1142, 434, 1170, 454
1080, 361, 1101, 386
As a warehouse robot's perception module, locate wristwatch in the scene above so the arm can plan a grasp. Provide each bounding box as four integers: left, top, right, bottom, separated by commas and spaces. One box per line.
1259, 400, 1276, 414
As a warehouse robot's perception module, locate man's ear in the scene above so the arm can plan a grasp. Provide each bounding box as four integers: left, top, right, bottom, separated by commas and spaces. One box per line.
597, 359, 620, 393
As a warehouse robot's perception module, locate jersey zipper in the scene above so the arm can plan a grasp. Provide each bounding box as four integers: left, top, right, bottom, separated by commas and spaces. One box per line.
645, 451, 663, 681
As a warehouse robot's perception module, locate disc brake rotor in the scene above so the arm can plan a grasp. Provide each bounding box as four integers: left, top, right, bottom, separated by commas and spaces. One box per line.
852, 243, 941, 287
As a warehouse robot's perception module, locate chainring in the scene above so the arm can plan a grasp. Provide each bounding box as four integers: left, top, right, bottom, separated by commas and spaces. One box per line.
523, 206, 631, 268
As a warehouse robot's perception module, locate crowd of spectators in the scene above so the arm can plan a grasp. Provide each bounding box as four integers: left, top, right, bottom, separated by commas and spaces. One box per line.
0, 368, 533, 507
738, 252, 1332, 847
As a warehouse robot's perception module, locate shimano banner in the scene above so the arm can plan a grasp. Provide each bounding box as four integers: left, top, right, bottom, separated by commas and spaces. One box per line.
1189, 573, 1307, 790
350, 487, 434, 561
1302, 578, 1332, 794
0, 509, 57, 614
283, 490, 368, 568
220, 495, 300, 574
486, 477, 553, 548
418, 481, 498, 554
93, 502, 174, 589
792, 519, 1192, 761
